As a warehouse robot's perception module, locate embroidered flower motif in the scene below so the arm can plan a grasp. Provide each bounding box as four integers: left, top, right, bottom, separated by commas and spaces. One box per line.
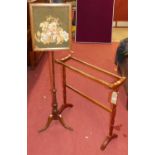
34, 16, 69, 45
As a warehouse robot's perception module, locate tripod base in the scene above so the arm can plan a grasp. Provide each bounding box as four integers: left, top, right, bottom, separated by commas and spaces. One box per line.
39, 103, 73, 133
100, 134, 118, 150
39, 114, 73, 133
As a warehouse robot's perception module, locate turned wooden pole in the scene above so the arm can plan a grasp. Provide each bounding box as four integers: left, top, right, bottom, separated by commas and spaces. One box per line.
62, 65, 67, 105
48, 51, 58, 116
109, 91, 118, 136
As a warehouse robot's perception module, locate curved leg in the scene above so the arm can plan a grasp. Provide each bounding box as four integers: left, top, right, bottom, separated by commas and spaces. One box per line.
100, 134, 118, 150
58, 114, 73, 131
38, 114, 53, 133
59, 103, 73, 114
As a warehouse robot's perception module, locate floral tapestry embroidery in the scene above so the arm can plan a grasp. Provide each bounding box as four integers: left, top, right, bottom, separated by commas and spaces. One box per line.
34, 16, 69, 45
